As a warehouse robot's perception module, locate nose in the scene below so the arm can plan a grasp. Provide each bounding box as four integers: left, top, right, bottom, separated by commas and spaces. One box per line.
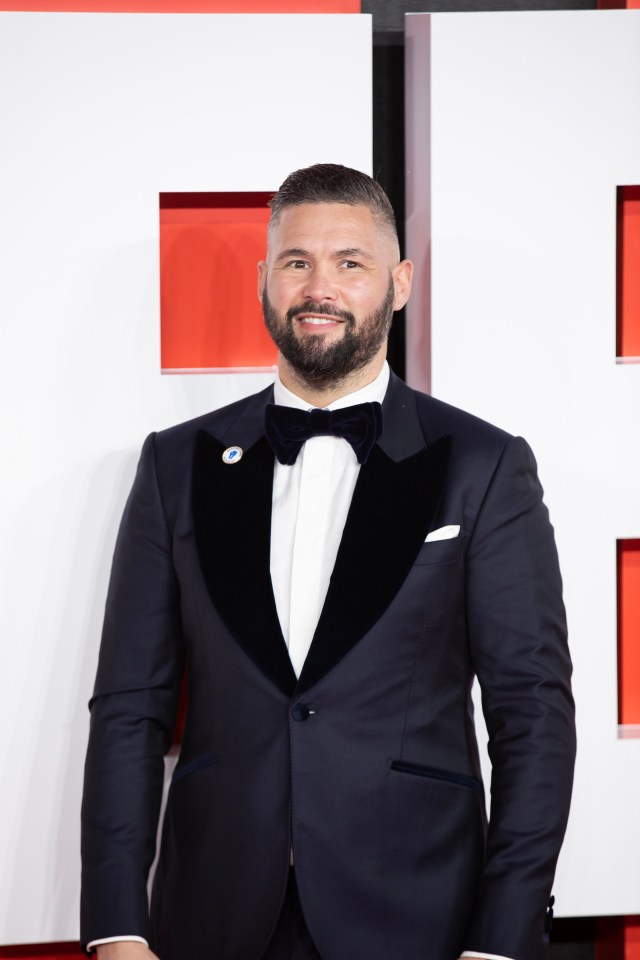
300, 265, 337, 303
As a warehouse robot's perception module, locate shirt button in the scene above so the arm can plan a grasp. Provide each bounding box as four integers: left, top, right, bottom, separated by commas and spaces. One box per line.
292, 703, 311, 722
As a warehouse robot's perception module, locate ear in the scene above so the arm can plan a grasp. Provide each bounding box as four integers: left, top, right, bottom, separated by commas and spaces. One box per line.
257, 260, 267, 302
392, 259, 413, 312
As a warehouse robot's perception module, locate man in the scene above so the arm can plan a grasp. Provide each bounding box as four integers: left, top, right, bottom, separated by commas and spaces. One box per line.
81, 164, 575, 960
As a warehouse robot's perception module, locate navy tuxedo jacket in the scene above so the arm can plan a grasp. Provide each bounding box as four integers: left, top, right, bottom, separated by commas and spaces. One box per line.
81, 373, 575, 960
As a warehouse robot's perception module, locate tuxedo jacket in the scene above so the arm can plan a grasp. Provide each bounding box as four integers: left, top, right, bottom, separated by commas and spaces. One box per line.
81, 372, 575, 960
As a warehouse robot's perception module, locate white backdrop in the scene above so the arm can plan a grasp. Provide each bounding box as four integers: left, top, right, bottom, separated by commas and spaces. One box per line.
406, 9, 640, 918
0, 11, 371, 942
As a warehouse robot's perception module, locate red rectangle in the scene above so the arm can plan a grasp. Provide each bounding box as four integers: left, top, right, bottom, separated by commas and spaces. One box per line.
160, 192, 277, 372
627, 917, 640, 959
598, 1, 640, 8
0, 2, 361, 11
617, 539, 640, 725
0, 946, 81, 959
616, 186, 640, 358
595, 917, 640, 959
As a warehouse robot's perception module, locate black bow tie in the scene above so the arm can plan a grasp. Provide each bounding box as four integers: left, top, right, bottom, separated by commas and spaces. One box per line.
264, 401, 383, 466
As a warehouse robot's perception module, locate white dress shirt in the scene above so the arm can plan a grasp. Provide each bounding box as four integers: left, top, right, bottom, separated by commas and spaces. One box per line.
270, 362, 389, 675
89, 362, 513, 960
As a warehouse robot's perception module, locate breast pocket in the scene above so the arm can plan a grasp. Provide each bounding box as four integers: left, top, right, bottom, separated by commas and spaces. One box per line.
413, 535, 463, 566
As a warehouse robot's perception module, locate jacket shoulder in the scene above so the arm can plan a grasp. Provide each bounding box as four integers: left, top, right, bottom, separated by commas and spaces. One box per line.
141, 384, 273, 489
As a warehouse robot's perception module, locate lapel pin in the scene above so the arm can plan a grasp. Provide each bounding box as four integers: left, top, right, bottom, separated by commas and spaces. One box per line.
222, 445, 243, 465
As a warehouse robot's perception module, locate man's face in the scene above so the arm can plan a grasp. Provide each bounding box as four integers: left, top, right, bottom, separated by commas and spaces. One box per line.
257, 203, 412, 390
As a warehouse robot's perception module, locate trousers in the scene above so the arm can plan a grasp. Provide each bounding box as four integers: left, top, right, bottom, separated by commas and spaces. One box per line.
261, 870, 322, 960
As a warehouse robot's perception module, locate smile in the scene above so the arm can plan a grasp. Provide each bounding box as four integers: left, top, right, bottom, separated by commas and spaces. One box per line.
296, 315, 344, 326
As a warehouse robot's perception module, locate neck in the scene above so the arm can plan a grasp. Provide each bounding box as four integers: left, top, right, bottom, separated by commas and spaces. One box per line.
277, 352, 387, 407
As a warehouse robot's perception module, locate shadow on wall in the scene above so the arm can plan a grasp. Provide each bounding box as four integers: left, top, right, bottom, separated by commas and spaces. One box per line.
1, 447, 139, 940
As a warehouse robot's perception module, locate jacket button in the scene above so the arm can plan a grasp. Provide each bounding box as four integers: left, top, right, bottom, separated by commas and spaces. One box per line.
292, 703, 311, 722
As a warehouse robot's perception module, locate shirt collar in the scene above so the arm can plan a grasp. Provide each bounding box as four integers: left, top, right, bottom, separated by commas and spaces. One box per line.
273, 361, 390, 412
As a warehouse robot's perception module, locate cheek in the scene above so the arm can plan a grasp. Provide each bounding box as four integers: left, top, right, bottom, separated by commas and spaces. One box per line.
267, 276, 299, 305
276, 279, 317, 314
353, 287, 386, 315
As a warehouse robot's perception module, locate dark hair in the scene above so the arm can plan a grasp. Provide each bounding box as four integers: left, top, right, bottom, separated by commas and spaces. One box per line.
268, 163, 398, 243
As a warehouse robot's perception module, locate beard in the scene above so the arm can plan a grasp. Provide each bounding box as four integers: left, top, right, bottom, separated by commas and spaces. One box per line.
262, 276, 395, 390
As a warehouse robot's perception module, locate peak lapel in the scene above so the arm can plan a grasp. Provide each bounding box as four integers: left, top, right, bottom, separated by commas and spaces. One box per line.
297, 377, 451, 694
192, 394, 296, 698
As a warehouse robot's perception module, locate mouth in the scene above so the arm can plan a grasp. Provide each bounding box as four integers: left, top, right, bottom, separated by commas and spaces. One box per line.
295, 313, 345, 331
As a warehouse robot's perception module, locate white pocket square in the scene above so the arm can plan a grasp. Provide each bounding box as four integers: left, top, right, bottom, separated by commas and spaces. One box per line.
425, 524, 460, 543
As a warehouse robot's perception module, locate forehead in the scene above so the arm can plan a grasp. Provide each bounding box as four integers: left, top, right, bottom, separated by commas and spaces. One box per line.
268, 202, 386, 256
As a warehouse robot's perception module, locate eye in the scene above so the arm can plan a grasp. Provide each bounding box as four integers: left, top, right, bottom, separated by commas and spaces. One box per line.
340, 260, 361, 269
286, 259, 309, 269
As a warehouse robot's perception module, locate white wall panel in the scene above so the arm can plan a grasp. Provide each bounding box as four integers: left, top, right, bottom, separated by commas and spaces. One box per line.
406, 10, 640, 917
0, 11, 371, 942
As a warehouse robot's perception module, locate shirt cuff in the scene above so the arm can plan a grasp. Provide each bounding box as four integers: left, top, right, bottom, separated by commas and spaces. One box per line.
87, 937, 149, 952
460, 953, 516, 959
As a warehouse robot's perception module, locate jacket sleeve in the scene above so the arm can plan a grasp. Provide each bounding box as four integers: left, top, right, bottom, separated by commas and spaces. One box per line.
462, 436, 576, 960
80, 433, 185, 948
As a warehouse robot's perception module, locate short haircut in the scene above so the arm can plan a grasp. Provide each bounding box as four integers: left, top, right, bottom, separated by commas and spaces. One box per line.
268, 163, 399, 248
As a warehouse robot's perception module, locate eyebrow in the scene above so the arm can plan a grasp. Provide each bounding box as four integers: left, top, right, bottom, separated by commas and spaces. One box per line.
334, 247, 374, 261
275, 247, 310, 261
275, 246, 375, 262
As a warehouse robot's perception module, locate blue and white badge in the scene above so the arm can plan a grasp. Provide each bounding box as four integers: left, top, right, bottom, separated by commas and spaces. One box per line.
222, 445, 243, 465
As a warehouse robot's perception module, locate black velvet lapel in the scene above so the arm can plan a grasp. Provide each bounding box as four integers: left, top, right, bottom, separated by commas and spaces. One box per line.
297, 434, 451, 695
192, 430, 296, 698
191, 373, 451, 698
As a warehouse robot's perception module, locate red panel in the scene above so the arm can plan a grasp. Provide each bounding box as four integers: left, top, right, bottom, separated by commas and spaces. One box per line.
598, 1, 640, 8
0, 1, 360, 10
596, 917, 625, 960
627, 918, 640, 960
617, 186, 640, 357
160, 192, 277, 371
595, 917, 640, 960
0, 945, 81, 959
617, 540, 640, 725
